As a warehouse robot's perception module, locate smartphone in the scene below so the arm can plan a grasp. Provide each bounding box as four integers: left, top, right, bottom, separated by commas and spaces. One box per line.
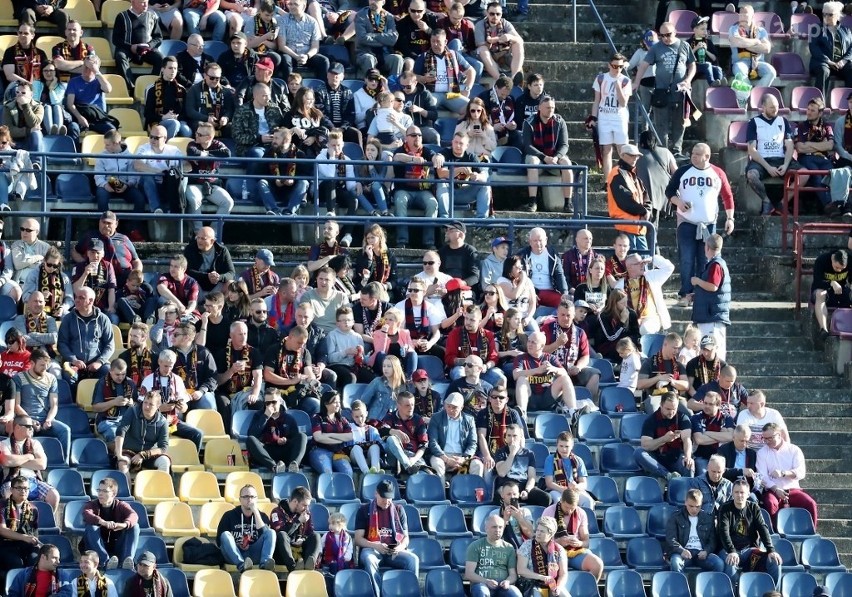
510, 498, 520, 508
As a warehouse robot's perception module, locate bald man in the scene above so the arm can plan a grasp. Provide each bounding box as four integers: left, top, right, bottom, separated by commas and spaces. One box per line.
11, 218, 49, 283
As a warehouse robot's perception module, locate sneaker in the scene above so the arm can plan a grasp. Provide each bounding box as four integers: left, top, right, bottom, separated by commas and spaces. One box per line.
303, 556, 316, 570
340, 233, 353, 247
266, 210, 278, 216
512, 71, 524, 88
294, 559, 305, 571
718, 77, 728, 87
241, 557, 253, 572
677, 295, 691, 307
381, 210, 393, 217
564, 199, 574, 215
288, 461, 300, 473
843, 205, 852, 222
261, 559, 276, 571
106, 556, 119, 570
824, 203, 843, 219
725, 2, 736, 10
122, 557, 135, 570
405, 464, 422, 475
57, 125, 67, 136
371, 210, 381, 216
326, 210, 336, 217
666, 471, 682, 481
48, 124, 58, 135
0, 204, 11, 211
769, 208, 783, 216
154, 208, 164, 214
760, 200, 772, 216
273, 461, 287, 474
518, 200, 537, 213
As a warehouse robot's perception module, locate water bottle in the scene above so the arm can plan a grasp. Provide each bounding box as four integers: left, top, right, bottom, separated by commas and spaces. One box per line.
696, 45, 706, 64
241, 180, 248, 202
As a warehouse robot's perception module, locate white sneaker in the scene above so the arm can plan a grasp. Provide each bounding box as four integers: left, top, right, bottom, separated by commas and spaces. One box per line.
326, 210, 336, 217
122, 557, 135, 570
153, 208, 163, 214
0, 204, 11, 211
340, 233, 353, 247
274, 461, 287, 474
106, 556, 119, 570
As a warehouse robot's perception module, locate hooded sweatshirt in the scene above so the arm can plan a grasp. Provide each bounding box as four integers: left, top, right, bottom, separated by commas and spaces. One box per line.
480, 254, 505, 289
57, 307, 115, 365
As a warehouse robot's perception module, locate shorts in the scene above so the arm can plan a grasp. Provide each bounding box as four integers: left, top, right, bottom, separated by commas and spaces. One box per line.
570, 367, 601, 388
1, 478, 52, 502
97, 419, 121, 443
150, 6, 178, 27
811, 287, 852, 308
597, 121, 628, 146
745, 157, 801, 180
528, 387, 556, 411
567, 551, 591, 570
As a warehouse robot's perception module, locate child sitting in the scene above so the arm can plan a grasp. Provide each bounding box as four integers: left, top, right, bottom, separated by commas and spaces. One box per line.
348, 399, 384, 474
678, 324, 700, 365
410, 368, 442, 424
319, 511, 354, 591
116, 270, 156, 324
688, 16, 726, 86
616, 337, 641, 394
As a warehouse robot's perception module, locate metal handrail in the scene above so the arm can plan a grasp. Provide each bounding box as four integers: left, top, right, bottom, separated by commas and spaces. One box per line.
781, 168, 830, 254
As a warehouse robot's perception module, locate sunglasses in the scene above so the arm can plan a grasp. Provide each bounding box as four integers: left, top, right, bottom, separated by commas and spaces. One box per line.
254, 310, 267, 314
20, 227, 34, 232
659, 32, 674, 38
149, 135, 164, 140
423, 261, 435, 265
44, 262, 59, 269
407, 133, 422, 137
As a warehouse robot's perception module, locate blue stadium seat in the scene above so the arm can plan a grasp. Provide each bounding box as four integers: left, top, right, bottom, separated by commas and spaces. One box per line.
342, 383, 368, 409
381, 570, 421, 597
695, 571, 735, 597
361, 473, 401, 502
572, 442, 598, 475
37, 535, 76, 568
776, 507, 818, 540
826, 572, 852, 597
310, 503, 330, 533
626, 537, 666, 572
600, 442, 641, 475
57, 379, 73, 406
341, 80, 364, 93
46, 468, 87, 501
5, 568, 24, 594
104, 569, 134, 595
471, 505, 493, 536
33, 501, 59, 535
230, 410, 254, 442
606, 569, 645, 597
761, 508, 774, 534
449, 536, 475, 572
338, 502, 362, 533
56, 173, 94, 201
780, 572, 818, 597
738, 572, 776, 597
62, 500, 87, 535
316, 472, 359, 506
448, 474, 486, 508
158, 39, 187, 56
71, 438, 110, 471
417, 355, 446, 381
159, 568, 190, 597
334, 569, 374, 597
424, 568, 463, 597
534, 413, 570, 445
578, 412, 616, 445
566, 571, 599, 597
271, 472, 311, 501
342, 141, 363, 160
402, 504, 428, 538
586, 475, 623, 510
90, 470, 132, 499
646, 504, 679, 540
0, 296, 17, 321
666, 477, 691, 505
318, 43, 349, 67
801, 537, 846, 573
574, 387, 594, 404
619, 413, 646, 445
582, 507, 604, 538
43, 135, 81, 167
774, 537, 805, 572
34, 436, 67, 468
56, 405, 93, 438
490, 146, 525, 175
602, 505, 646, 540
135, 535, 173, 568
434, 117, 458, 147
427, 504, 472, 540
623, 476, 664, 509
652, 571, 691, 597
204, 41, 228, 60
127, 500, 155, 535
408, 472, 449, 507
589, 537, 627, 571
590, 357, 616, 385
288, 409, 311, 434
600, 386, 638, 417
409, 536, 450, 571
527, 442, 551, 474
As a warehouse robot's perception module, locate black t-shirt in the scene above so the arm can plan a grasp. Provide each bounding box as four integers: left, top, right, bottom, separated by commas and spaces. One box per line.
353, 301, 392, 335
810, 251, 850, 293
640, 409, 691, 459
354, 502, 409, 545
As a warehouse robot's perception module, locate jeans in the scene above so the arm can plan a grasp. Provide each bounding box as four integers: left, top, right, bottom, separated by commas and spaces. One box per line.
183, 7, 227, 40
280, 53, 330, 81
383, 435, 425, 471
95, 185, 146, 213
160, 119, 192, 140
356, 52, 404, 79
319, 180, 357, 217
634, 448, 693, 479
97, 419, 121, 443
185, 183, 234, 234
720, 547, 781, 585
695, 63, 724, 84
116, 295, 159, 324
448, 40, 484, 79
275, 530, 321, 571
308, 447, 353, 476
35, 419, 71, 463
470, 585, 523, 597
676, 221, 715, 297
246, 434, 307, 470
141, 176, 164, 212
436, 183, 490, 218
731, 59, 777, 89
84, 523, 140, 564
219, 527, 276, 568
625, 232, 649, 253
173, 421, 203, 450
394, 189, 439, 246
257, 179, 309, 213
357, 185, 389, 213
187, 392, 217, 411
670, 550, 724, 573
360, 548, 419, 597
432, 91, 470, 115
797, 154, 832, 206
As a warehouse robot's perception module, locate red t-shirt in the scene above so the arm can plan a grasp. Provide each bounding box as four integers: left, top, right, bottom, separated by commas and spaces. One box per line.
706, 262, 724, 287
0, 349, 31, 377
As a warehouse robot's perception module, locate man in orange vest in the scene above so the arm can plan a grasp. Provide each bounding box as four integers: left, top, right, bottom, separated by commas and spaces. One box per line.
606, 144, 652, 252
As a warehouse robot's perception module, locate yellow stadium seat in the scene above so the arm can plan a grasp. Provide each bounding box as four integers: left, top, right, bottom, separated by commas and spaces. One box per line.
0, 0, 16, 26
104, 74, 134, 106
0, 35, 17, 56
109, 324, 126, 361
257, 502, 276, 517
203, 438, 249, 474
122, 135, 147, 154
174, 536, 215, 574
101, 0, 129, 27
133, 469, 177, 505
83, 36, 115, 67
65, 0, 101, 28
35, 36, 63, 57
153, 500, 201, 538
223, 471, 270, 505
238, 570, 281, 597
76, 378, 98, 412
167, 137, 191, 153
133, 74, 158, 104
284, 571, 326, 597
168, 437, 204, 473
81, 134, 105, 167
193, 568, 237, 597
109, 107, 145, 137
185, 410, 229, 444
179, 470, 225, 505
197, 501, 232, 537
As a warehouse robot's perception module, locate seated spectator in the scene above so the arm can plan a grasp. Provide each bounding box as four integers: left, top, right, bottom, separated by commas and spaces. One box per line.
606, 144, 651, 251
690, 454, 733, 514
111, 0, 165, 93
542, 431, 594, 507
481, 237, 509, 290
157, 255, 200, 318
379, 391, 429, 474
17, 0, 68, 35
128, 550, 174, 597
72, 213, 142, 290
246, 298, 280, 356
413, 29, 475, 116
413, 250, 452, 310
398, 72, 439, 145
360, 354, 405, 420
515, 228, 566, 313
309, 389, 353, 475
719, 424, 760, 491
139, 349, 204, 449
0, 418, 59, 509
354, 0, 403, 78
637, 332, 689, 408
496, 256, 537, 329
183, 0, 227, 41
0, 127, 36, 211
427, 391, 483, 482
196, 290, 231, 349
95, 130, 145, 215
143, 57, 192, 139
236, 58, 289, 111
184, 226, 235, 298
35, 62, 68, 136
234, 81, 286, 160
2, 24, 47, 93
541, 300, 601, 400
757, 422, 819, 529
6, 544, 63, 595
394, 277, 444, 360
439, 2, 482, 76
685, 334, 726, 398
474, 2, 524, 85
149, 0, 184, 41
214, 321, 263, 429
394, 0, 436, 71
446, 354, 491, 415
66, 54, 116, 144
82, 477, 140, 570
283, 86, 333, 159
266, 278, 297, 334
691, 390, 734, 474
687, 17, 725, 87
114, 391, 170, 474
464, 514, 523, 597
1, 328, 31, 379
170, 322, 218, 411
494, 423, 550, 506
11, 220, 48, 286
270, 485, 320, 572
493, 480, 534, 548
588, 289, 640, 363
436, 132, 490, 218
186, 62, 236, 137
185, 121, 234, 235
513, 331, 574, 417
746, 93, 798, 217
316, 129, 359, 226
315, 63, 361, 146
222, 31, 260, 92
149, 303, 180, 352
258, 128, 310, 216
810, 248, 850, 341
319, 511, 354, 577
634, 391, 694, 480
356, 227, 398, 297
325, 305, 376, 387
76, 550, 121, 594
516, 517, 569, 596
446, 304, 504, 387
247, 389, 306, 472
279, 0, 330, 80
457, 99, 497, 164
479, 283, 507, 334
2, 82, 43, 154
495, 307, 528, 375
175, 34, 217, 89
729, 5, 777, 89
353, 480, 419, 597
478, 75, 520, 148
541, 488, 604, 581
134, 124, 185, 215
217, 486, 276, 572
298, 266, 348, 333
12, 349, 69, 464
15, 292, 59, 364
810, 2, 852, 96
794, 98, 834, 214
665, 488, 724, 573
71, 240, 117, 322
92, 358, 136, 447
240, 249, 279, 301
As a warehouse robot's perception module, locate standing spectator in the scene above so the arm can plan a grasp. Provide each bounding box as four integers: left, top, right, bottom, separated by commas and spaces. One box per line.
186, 62, 236, 137
634, 392, 694, 480
354, 0, 402, 78
690, 234, 731, 361
624, 252, 673, 338
1, 24, 46, 90
632, 22, 695, 159
636, 129, 677, 225
82, 477, 140, 571
464, 515, 522, 597
279, 0, 330, 80
298, 266, 348, 333
522, 96, 574, 214
2, 82, 43, 154
606, 144, 651, 252
217, 485, 277, 572
665, 488, 724, 573
185, 121, 234, 236
94, 130, 145, 214
718, 479, 781, 585
591, 53, 632, 179
143, 57, 192, 139
474, 2, 524, 85
112, 0, 164, 94
134, 124, 185, 215
114, 391, 170, 474
65, 55, 116, 144
809, 2, 852, 96
729, 5, 777, 89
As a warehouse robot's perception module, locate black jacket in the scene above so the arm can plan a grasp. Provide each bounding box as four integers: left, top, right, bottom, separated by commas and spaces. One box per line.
809, 24, 852, 67
218, 49, 259, 93
718, 441, 759, 483
665, 506, 718, 555
143, 79, 188, 129
236, 76, 290, 111
174, 344, 219, 394
183, 240, 236, 291
401, 83, 438, 127
314, 83, 356, 129
717, 499, 775, 554
175, 49, 224, 90
247, 322, 281, 357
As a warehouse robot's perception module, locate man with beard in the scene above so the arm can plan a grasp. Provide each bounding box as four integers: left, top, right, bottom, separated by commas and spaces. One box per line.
58, 287, 115, 384
246, 297, 280, 356
171, 322, 218, 411
183, 226, 235, 298
143, 56, 191, 138
7, 544, 66, 596
186, 62, 236, 137
118, 322, 154, 388
215, 321, 263, 427
445, 305, 503, 387
267, 278, 297, 333
240, 249, 279, 301
71, 240, 117, 323
541, 299, 600, 401
289, 302, 336, 388
14, 292, 58, 360
353, 282, 391, 347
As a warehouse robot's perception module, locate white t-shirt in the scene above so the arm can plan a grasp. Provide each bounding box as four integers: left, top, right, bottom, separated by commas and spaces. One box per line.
433, 56, 450, 93
256, 108, 269, 135
394, 299, 447, 328
685, 515, 702, 550
593, 72, 631, 126
136, 143, 183, 177
737, 407, 786, 450
528, 251, 552, 290
0, 437, 44, 479
414, 271, 453, 310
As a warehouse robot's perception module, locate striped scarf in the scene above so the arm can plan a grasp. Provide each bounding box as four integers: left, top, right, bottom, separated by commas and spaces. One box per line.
423, 49, 460, 93
269, 144, 298, 178
531, 539, 559, 579
530, 116, 559, 157
76, 572, 109, 597
13, 44, 42, 82
152, 78, 186, 119
84, 261, 109, 306
201, 83, 224, 119
4, 498, 35, 533
103, 377, 133, 420
404, 299, 429, 339
552, 454, 581, 486
36, 266, 63, 316
321, 530, 352, 573
369, 9, 387, 33
174, 348, 198, 392
224, 341, 252, 394
459, 330, 488, 360
254, 16, 277, 53
6, 437, 40, 482
56, 42, 91, 82
128, 349, 153, 387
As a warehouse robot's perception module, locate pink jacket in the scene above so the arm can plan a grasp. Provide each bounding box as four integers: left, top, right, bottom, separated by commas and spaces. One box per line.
369, 329, 416, 366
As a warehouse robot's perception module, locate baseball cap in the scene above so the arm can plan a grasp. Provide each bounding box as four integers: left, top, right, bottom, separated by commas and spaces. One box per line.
643, 29, 657, 46
230, 31, 247, 41
88, 239, 104, 252
444, 220, 466, 234
412, 369, 429, 382
444, 392, 464, 407
365, 68, 381, 80
100, 210, 117, 222
256, 249, 275, 267
446, 278, 471, 293
491, 236, 510, 249
375, 480, 395, 498
700, 334, 717, 348
255, 56, 274, 71
328, 62, 345, 75
574, 299, 591, 311
691, 15, 709, 28
137, 551, 157, 566
620, 144, 642, 156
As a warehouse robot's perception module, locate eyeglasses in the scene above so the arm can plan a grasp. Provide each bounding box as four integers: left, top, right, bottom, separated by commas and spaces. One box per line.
469, 109, 482, 113
393, 98, 403, 102
488, 11, 501, 15
206, 75, 221, 80
20, 227, 34, 232
165, 311, 178, 316
254, 310, 267, 314
43, 68, 55, 73
149, 135, 164, 140
407, 133, 422, 137
463, 362, 477, 367
240, 494, 258, 499
12, 485, 28, 490
423, 261, 435, 265
44, 262, 59, 269
489, 394, 507, 400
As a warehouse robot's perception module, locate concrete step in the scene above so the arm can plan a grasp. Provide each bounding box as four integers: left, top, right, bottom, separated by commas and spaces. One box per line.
797, 445, 852, 459
737, 376, 842, 390
779, 433, 852, 447
814, 518, 852, 538
719, 363, 836, 376
803, 460, 852, 474
814, 503, 852, 518
787, 417, 852, 432
766, 389, 852, 404
726, 337, 815, 351
771, 404, 852, 418
702, 350, 825, 363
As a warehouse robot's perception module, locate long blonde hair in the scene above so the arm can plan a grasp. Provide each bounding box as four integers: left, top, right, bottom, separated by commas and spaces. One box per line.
383, 355, 405, 390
